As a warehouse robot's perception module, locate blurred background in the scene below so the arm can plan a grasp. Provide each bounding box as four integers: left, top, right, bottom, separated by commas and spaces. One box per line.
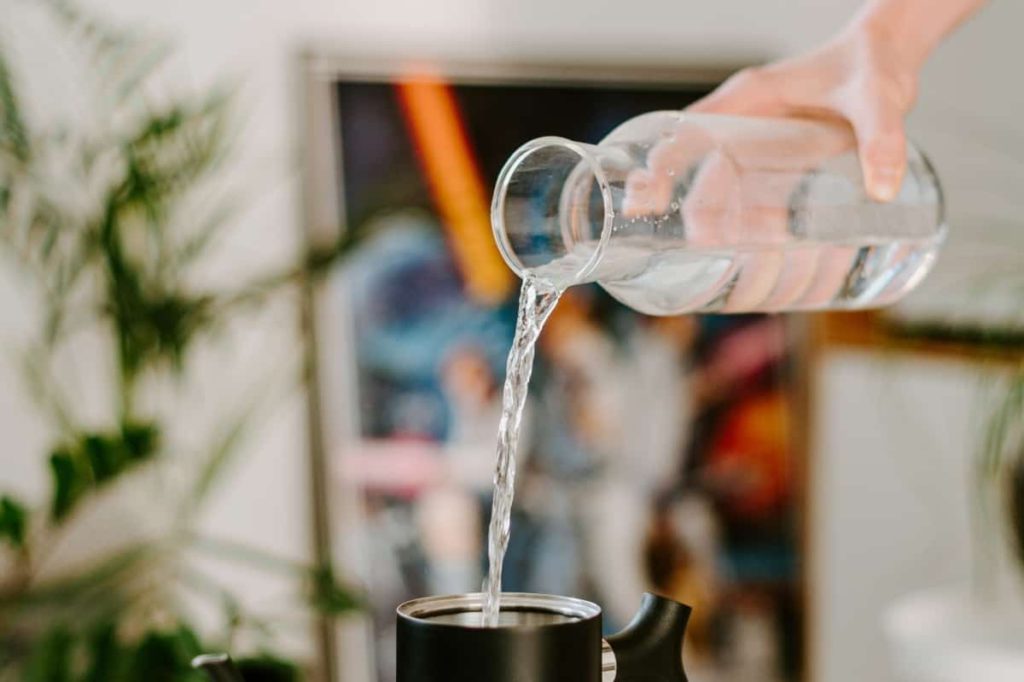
1, 1, 1022, 682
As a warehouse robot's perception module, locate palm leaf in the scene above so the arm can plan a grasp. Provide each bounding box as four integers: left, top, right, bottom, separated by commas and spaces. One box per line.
41, 0, 174, 107
81, 621, 127, 682
165, 197, 237, 277
22, 626, 73, 682
0, 544, 151, 612
0, 496, 28, 549
976, 369, 1024, 583
980, 372, 1024, 481
191, 534, 306, 574
47, 423, 160, 522
184, 406, 256, 517
124, 626, 206, 682
0, 46, 30, 164
308, 564, 363, 615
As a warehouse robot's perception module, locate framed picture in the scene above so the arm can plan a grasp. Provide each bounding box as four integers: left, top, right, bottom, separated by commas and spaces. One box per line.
299, 53, 810, 682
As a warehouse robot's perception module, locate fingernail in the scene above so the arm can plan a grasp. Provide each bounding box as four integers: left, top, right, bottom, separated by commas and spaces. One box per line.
871, 169, 901, 202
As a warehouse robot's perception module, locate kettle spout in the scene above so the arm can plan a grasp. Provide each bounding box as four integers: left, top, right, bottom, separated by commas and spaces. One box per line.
605, 592, 691, 681
191, 653, 245, 682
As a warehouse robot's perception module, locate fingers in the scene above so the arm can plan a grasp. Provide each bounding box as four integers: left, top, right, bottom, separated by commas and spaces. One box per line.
622, 119, 716, 217
623, 67, 790, 219
844, 95, 908, 202
721, 251, 786, 313
681, 150, 741, 245
622, 168, 673, 217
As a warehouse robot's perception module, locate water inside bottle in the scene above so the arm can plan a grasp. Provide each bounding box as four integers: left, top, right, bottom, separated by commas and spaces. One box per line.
524, 233, 942, 316
602, 235, 941, 315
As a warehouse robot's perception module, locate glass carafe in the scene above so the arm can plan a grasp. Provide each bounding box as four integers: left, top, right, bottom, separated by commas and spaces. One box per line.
491, 112, 945, 315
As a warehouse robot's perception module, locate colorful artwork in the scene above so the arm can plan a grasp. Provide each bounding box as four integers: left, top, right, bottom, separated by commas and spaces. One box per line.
326, 69, 804, 681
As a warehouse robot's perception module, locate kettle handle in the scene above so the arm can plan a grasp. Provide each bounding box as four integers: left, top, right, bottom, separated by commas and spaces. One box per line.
192, 653, 245, 682
605, 592, 691, 682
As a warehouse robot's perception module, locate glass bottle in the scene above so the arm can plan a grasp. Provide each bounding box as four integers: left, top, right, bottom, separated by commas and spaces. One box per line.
491, 112, 945, 315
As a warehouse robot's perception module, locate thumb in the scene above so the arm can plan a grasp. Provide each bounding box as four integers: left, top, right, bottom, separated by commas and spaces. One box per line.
848, 101, 907, 202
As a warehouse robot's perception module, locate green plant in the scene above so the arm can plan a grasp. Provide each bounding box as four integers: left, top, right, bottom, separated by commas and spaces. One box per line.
0, 2, 362, 679
977, 366, 1024, 584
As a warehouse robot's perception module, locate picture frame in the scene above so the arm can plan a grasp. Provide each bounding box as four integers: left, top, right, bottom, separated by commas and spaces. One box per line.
297, 50, 813, 682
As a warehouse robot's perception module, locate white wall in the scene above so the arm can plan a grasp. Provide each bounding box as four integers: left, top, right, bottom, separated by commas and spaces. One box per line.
811, 353, 1001, 682
2, 0, 1021, 680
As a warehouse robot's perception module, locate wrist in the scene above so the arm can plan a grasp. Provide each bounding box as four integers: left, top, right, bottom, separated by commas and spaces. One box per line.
851, 3, 934, 73
851, 0, 987, 72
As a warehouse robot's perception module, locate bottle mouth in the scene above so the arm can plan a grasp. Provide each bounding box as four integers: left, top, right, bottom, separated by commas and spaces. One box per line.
491, 137, 613, 287
397, 592, 602, 629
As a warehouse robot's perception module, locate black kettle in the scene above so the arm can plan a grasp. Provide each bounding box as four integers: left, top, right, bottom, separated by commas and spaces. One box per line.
396, 591, 690, 682
194, 591, 691, 682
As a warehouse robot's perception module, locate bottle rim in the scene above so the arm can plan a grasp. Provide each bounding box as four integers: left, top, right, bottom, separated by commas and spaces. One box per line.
491, 136, 613, 286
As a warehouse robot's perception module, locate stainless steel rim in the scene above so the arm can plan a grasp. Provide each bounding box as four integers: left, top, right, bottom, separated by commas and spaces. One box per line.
397, 592, 601, 625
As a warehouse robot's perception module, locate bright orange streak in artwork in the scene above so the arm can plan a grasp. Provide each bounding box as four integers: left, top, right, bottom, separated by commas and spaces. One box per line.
396, 72, 515, 305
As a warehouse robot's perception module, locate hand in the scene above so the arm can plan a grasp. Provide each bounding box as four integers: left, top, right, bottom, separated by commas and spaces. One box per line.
689, 18, 919, 202
618, 0, 980, 311
621, 112, 860, 311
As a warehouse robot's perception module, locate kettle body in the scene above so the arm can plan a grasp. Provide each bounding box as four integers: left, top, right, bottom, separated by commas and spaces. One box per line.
396, 591, 690, 682
193, 592, 692, 682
